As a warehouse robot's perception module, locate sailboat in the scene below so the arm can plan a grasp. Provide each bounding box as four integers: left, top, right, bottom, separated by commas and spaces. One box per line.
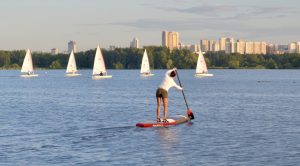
140, 49, 154, 77
20, 49, 38, 77
195, 51, 213, 77
92, 45, 112, 79
65, 50, 81, 76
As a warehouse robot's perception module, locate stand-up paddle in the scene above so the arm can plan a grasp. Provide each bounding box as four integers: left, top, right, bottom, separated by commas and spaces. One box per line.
175, 69, 195, 120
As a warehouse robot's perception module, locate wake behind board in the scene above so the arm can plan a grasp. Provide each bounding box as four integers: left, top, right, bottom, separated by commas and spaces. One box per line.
136, 115, 190, 128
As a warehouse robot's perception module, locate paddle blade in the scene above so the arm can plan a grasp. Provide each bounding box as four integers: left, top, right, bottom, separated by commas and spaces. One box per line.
187, 109, 194, 120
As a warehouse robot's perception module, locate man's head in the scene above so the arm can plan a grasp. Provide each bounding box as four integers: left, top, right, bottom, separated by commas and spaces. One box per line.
170, 71, 176, 77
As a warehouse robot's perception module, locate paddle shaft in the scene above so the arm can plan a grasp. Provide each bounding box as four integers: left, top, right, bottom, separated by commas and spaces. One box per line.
175, 70, 189, 110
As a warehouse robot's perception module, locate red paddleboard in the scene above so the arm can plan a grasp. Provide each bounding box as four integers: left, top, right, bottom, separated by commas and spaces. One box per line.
136, 115, 190, 128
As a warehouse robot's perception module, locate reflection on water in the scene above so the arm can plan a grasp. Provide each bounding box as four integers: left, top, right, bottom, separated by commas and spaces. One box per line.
157, 127, 182, 165
158, 127, 178, 145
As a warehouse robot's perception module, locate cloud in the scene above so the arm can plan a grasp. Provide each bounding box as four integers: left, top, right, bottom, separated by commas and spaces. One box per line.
112, 18, 249, 32
155, 4, 299, 20
113, 19, 189, 30
88, 2, 300, 44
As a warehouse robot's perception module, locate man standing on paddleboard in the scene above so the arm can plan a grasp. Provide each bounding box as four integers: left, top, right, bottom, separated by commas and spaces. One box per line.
156, 68, 183, 123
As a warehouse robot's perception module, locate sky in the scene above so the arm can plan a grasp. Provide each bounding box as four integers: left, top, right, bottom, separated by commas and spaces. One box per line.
1, 0, 300, 52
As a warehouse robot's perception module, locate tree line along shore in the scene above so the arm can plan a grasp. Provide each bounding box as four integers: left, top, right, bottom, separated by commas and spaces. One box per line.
0, 46, 300, 70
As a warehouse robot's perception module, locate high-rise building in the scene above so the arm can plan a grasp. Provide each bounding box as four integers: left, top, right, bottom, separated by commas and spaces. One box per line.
179, 43, 190, 50
253, 42, 261, 54
162, 31, 179, 50
245, 42, 254, 54
288, 42, 297, 53
261, 42, 267, 54
190, 44, 201, 53
225, 38, 235, 54
68, 40, 77, 54
278, 45, 289, 53
245, 41, 266, 54
168, 31, 179, 50
212, 41, 220, 52
236, 40, 246, 54
179, 43, 200, 53
296, 42, 300, 53
130, 37, 139, 48
162, 31, 168, 47
51, 48, 59, 55
267, 44, 277, 55
219, 37, 226, 51
200, 39, 209, 52
208, 40, 215, 51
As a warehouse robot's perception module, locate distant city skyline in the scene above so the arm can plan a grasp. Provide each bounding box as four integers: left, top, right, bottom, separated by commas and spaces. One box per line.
1, 0, 300, 51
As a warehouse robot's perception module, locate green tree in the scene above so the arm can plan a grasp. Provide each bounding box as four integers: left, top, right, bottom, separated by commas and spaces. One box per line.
50, 60, 62, 69
113, 62, 124, 69
228, 60, 240, 69
266, 59, 278, 69
166, 59, 173, 69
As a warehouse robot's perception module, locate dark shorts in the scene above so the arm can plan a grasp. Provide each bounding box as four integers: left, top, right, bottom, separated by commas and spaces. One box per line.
156, 88, 168, 98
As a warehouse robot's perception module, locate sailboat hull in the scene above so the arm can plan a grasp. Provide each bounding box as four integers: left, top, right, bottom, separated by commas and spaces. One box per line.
195, 73, 214, 77
92, 75, 112, 79
20, 74, 38, 78
66, 73, 81, 77
140, 73, 154, 77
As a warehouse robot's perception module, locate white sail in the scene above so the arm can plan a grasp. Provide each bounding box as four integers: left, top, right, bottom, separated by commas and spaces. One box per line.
66, 50, 78, 73
92, 45, 107, 75
140, 49, 151, 74
21, 49, 34, 73
195, 51, 208, 74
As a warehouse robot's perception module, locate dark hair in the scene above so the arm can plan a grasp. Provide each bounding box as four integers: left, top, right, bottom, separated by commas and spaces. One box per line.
170, 71, 176, 77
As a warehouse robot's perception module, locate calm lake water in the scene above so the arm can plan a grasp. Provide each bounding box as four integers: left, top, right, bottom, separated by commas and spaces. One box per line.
0, 70, 299, 166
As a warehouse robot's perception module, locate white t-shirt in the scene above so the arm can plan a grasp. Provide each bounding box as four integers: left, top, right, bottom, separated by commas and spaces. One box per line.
159, 69, 183, 92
